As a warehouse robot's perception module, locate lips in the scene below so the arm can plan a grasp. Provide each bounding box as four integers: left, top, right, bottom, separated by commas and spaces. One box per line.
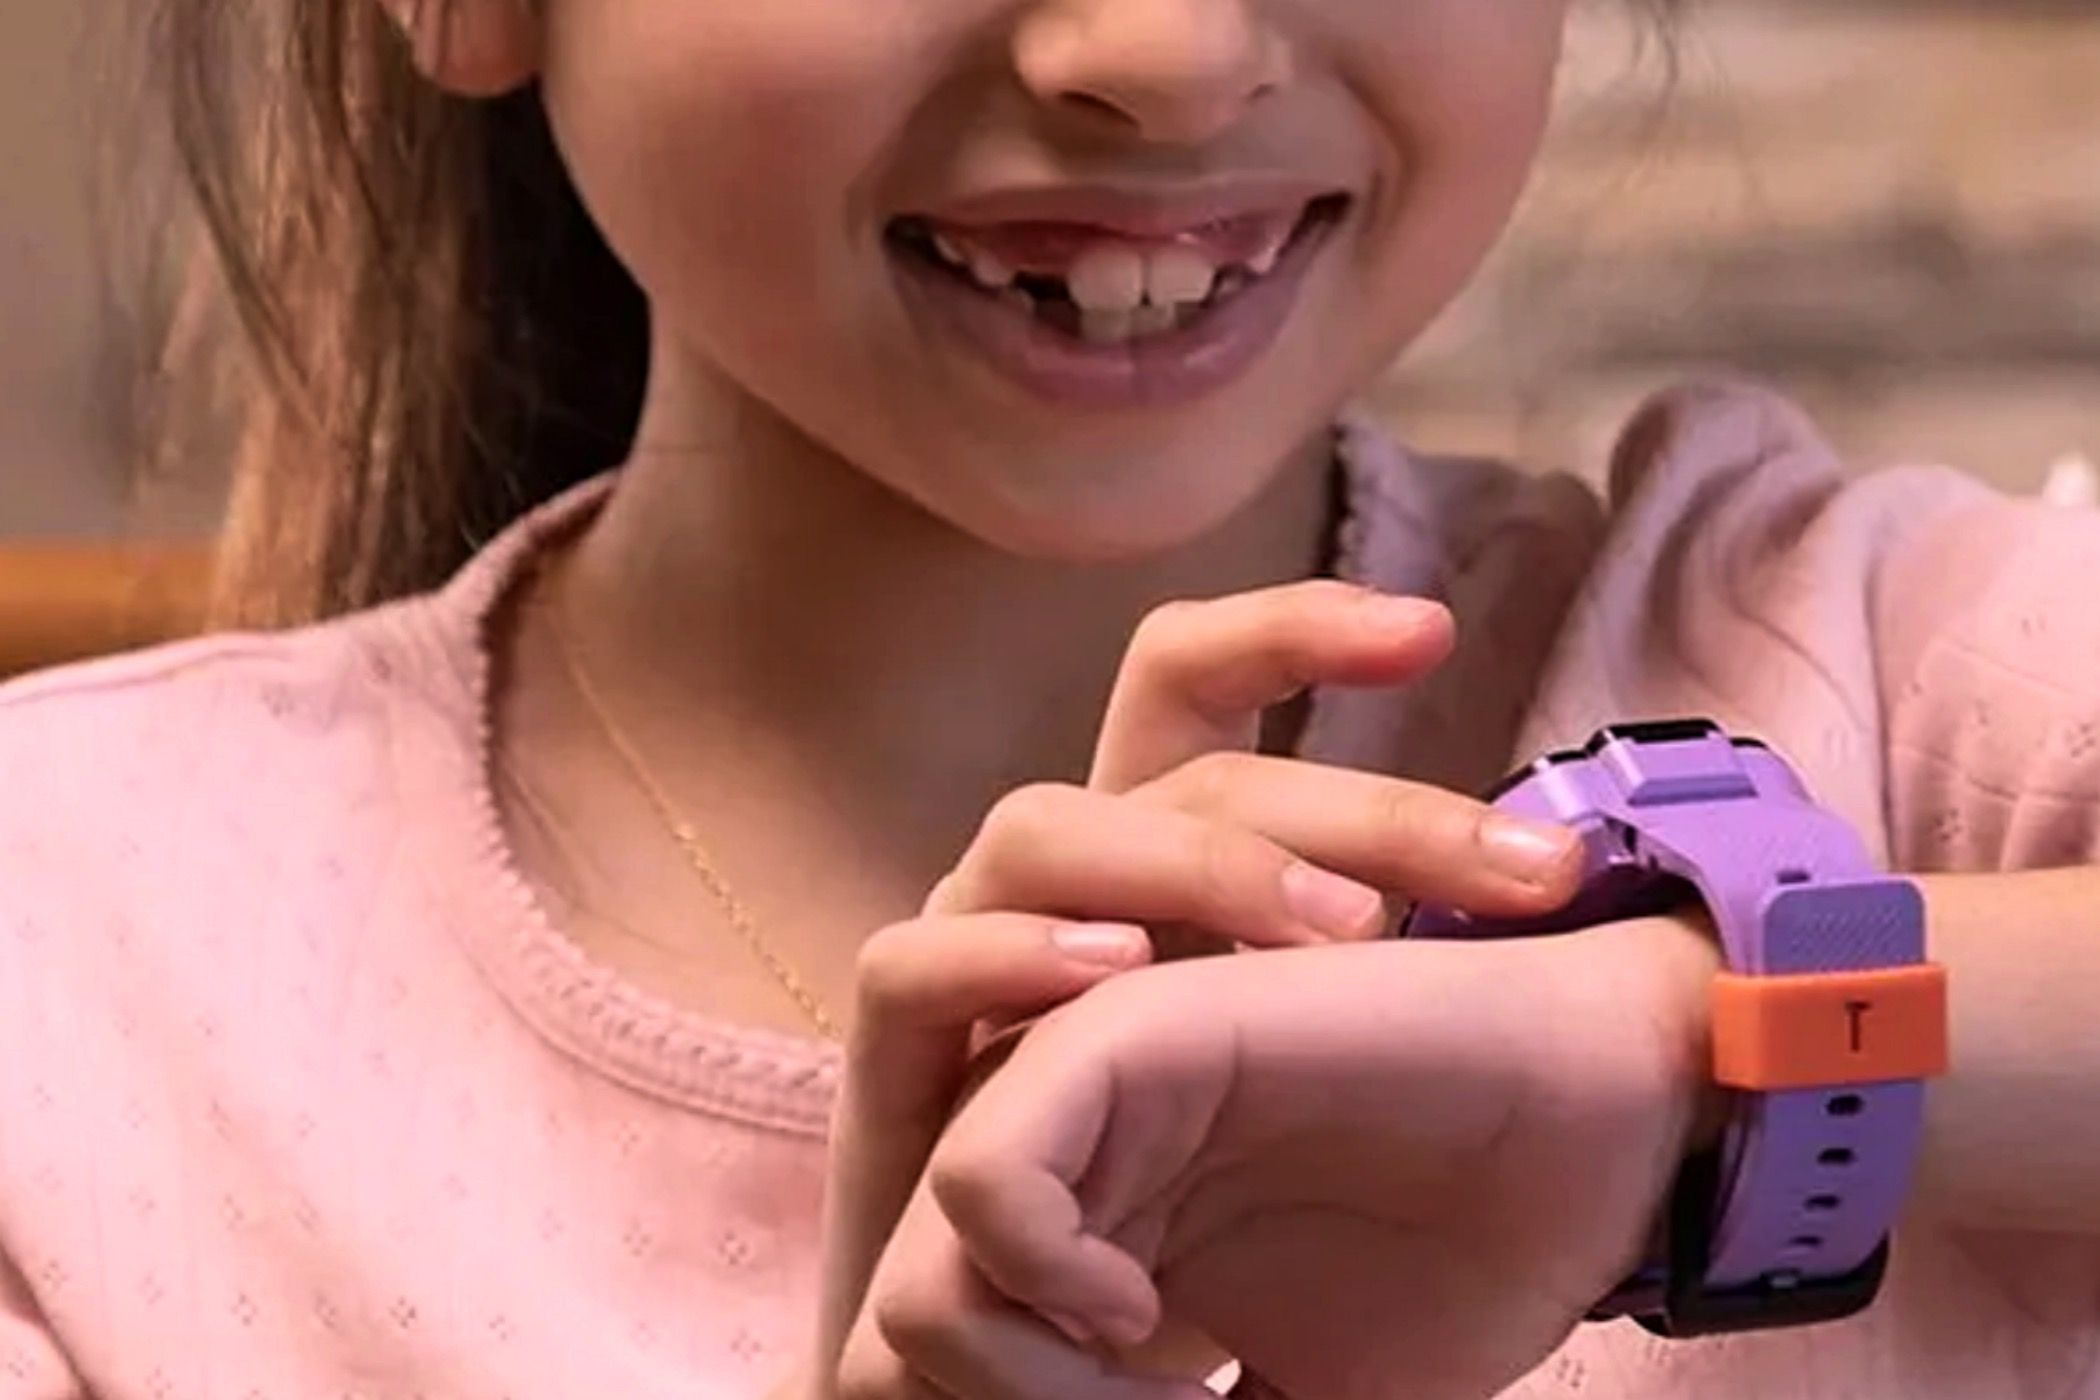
920, 178, 1348, 242
889, 191, 1347, 345
885, 188, 1351, 407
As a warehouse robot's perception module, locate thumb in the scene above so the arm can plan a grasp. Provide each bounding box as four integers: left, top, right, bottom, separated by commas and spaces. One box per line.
813, 913, 1151, 1374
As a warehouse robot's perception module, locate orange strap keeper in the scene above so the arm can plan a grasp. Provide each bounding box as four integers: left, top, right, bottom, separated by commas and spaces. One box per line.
1711, 964, 1950, 1092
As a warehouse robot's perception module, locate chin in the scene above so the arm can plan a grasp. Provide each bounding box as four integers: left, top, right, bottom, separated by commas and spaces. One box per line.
934, 453, 1294, 563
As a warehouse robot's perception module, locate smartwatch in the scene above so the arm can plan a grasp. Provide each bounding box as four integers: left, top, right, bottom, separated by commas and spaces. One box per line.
1403, 719, 1949, 1338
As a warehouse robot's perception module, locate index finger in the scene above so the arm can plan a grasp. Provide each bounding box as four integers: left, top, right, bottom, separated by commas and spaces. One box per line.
1089, 582, 1454, 794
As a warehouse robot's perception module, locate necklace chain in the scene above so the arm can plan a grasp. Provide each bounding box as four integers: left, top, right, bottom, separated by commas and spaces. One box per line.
539, 583, 843, 1043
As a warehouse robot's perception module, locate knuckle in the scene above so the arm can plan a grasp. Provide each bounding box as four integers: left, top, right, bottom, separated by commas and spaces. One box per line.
1126, 597, 1207, 669
944, 782, 1086, 913
1378, 778, 1464, 851
1190, 821, 1257, 924
1372, 778, 1433, 843
917, 870, 962, 918
871, 1272, 948, 1362
925, 1140, 996, 1230
1162, 749, 1252, 816
1449, 793, 1502, 858
833, 1333, 902, 1400
983, 781, 1081, 841
851, 920, 921, 1013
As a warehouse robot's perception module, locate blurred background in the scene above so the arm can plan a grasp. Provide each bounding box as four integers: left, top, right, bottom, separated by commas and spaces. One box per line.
1381, 0, 2100, 498
0, 0, 2095, 668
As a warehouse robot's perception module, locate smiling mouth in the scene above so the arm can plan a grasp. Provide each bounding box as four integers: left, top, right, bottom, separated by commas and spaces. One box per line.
885, 194, 1351, 346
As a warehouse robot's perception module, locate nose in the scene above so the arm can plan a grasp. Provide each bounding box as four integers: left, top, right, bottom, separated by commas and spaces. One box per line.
1014, 0, 1291, 146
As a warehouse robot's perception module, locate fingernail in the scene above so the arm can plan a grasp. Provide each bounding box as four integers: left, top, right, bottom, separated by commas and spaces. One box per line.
1053, 922, 1150, 968
1481, 815, 1579, 883
1097, 1306, 1158, 1349
1041, 1308, 1100, 1348
1282, 862, 1385, 939
1357, 593, 1443, 634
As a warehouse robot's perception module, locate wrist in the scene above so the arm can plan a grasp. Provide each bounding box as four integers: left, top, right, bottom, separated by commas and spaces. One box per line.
1612, 906, 1728, 1157
1412, 721, 1944, 1336
1573, 907, 1726, 1321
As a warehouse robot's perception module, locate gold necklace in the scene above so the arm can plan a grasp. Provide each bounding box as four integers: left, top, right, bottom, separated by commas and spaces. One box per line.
537, 582, 843, 1043
498, 749, 696, 955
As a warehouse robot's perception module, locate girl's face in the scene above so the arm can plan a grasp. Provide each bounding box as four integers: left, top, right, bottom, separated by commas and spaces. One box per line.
537, 0, 1567, 557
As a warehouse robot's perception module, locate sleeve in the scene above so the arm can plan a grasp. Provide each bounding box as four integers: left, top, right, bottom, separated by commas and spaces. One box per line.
0, 1250, 84, 1399
1514, 380, 2100, 875
1870, 478, 2100, 872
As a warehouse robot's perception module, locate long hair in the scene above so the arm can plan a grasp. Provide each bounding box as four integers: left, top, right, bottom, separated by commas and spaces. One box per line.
150, 0, 646, 629
148, 0, 1678, 630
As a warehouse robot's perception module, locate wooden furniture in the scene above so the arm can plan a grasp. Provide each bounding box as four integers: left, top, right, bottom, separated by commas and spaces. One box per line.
0, 543, 214, 681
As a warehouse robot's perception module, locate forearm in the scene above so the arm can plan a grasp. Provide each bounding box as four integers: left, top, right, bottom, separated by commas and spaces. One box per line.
1911, 867, 2100, 1233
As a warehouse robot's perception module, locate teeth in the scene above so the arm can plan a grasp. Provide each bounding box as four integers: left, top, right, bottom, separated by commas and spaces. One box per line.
927, 215, 1289, 341
966, 249, 1014, 289
1077, 303, 1186, 345
1130, 304, 1179, 337
1245, 230, 1288, 277
925, 214, 1294, 310
1145, 247, 1217, 307
1067, 246, 1147, 313
1080, 308, 1135, 344
1069, 243, 1222, 313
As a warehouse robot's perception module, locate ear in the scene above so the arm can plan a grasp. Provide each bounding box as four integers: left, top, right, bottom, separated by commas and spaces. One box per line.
383, 0, 541, 98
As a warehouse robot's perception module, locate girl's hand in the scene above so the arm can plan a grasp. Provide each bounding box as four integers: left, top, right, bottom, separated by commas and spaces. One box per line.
811, 583, 1588, 1397
875, 916, 1720, 1400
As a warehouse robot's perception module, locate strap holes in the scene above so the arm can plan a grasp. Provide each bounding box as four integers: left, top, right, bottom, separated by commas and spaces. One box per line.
1818, 1147, 1855, 1167
1805, 1194, 1841, 1213
1785, 1234, 1825, 1254
1777, 868, 1812, 885
1825, 1093, 1865, 1117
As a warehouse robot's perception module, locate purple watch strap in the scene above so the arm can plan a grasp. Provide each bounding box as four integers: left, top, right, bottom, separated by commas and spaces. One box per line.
1705, 878, 1926, 1290
1406, 721, 1931, 1336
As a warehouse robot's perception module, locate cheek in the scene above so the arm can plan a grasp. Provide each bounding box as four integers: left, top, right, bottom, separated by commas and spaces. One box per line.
1343, 3, 1565, 316
539, 5, 926, 359
1401, 10, 1562, 196
1360, 0, 1566, 153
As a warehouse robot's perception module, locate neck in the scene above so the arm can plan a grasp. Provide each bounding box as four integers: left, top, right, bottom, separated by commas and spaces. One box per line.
549, 352, 1338, 888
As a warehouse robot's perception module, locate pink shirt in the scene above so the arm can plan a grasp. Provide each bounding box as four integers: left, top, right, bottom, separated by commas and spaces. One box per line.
2, 382, 2096, 1398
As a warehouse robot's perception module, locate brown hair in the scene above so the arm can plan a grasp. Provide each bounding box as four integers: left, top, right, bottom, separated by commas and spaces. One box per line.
153, 0, 645, 629
154, 0, 1678, 630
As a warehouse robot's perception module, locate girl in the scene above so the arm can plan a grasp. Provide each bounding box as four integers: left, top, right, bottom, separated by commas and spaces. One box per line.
2, 0, 2096, 1396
